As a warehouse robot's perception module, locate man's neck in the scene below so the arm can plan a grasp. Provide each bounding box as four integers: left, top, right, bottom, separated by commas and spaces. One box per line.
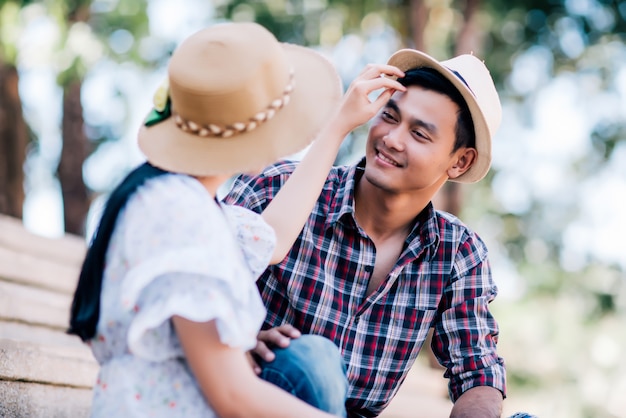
354, 179, 435, 242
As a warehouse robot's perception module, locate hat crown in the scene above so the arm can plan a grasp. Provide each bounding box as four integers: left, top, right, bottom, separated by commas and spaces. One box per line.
168, 22, 292, 127
137, 22, 342, 177
440, 54, 502, 142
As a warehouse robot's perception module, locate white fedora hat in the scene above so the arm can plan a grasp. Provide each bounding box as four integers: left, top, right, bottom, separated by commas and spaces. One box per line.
388, 49, 501, 183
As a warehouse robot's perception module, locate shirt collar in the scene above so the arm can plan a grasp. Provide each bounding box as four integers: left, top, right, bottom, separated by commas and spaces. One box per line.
324, 158, 364, 229
325, 158, 441, 260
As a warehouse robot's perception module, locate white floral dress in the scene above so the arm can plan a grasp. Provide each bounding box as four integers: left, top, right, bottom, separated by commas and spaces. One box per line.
88, 174, 274, 417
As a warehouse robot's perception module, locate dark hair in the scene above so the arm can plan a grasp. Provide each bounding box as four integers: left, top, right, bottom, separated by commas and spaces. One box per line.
68, 162, 167, 342
397, 67, 475, 151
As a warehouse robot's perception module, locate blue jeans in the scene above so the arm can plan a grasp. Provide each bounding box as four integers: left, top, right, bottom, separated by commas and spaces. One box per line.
257, 334, 348, 417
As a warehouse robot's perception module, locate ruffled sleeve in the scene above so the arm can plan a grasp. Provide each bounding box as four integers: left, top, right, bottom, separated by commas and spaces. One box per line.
220, 204, 276, 279
114, 175, 267, 361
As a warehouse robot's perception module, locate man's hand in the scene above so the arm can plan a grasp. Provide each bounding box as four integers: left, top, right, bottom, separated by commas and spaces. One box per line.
248, 324, 302, 374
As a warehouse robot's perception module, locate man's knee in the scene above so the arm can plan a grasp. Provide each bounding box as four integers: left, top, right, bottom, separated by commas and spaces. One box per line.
260, 334, 348, 416
285, 334, 346, 373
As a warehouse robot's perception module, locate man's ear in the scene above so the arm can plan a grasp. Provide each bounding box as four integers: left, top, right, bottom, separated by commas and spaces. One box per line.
447, 148, 477, 179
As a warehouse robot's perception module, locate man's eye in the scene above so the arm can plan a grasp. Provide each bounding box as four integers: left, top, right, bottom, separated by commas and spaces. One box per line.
381, 111, 395, 121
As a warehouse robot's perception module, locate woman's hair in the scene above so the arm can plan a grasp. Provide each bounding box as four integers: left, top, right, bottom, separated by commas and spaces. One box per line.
68, 162, 167, 341
397, 67, 475, 152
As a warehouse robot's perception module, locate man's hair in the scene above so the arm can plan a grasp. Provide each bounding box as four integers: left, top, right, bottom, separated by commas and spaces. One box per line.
397, 67, 475, 152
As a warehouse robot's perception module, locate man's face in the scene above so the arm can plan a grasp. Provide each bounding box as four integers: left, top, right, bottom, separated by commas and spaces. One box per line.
363, 85, 469, 195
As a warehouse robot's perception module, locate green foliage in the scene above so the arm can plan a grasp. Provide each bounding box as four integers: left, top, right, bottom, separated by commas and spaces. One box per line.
89, 0, 152, 64
0, 1, 27, 63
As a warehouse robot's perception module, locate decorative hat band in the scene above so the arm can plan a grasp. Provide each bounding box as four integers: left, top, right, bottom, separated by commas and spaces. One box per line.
144, 70, 296, 139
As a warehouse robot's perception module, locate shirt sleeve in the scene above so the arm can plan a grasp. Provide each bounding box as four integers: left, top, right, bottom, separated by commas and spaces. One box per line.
116, 175, 266, 361
222, 160, 298, 213
430, 230, 507, 402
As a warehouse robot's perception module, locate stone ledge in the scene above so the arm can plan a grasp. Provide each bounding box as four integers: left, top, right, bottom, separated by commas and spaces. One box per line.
0, 339, 97, 388
0, 214, 86, 266
0, 380, 91, 418
0, 246, 81, 294
0, 281, 72, 330
0, 321, 85, 348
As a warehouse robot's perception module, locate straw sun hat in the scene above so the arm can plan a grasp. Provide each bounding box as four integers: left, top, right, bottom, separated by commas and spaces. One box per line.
138, 22, 342, 176
387, 49, 502, 183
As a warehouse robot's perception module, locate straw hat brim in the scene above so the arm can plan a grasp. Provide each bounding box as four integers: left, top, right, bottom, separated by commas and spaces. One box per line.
387, 49, 492, 183
138, 44, 342, 177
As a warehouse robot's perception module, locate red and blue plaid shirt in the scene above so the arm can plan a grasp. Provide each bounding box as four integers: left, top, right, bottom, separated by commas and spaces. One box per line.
224, 159, 506, 417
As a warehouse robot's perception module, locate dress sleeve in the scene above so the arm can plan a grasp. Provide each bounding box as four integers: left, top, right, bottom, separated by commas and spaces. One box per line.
220, 204, 276, 279
115, 175, 266, 362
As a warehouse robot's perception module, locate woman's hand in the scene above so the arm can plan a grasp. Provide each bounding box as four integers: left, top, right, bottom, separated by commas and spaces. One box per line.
331, 64, 406, 137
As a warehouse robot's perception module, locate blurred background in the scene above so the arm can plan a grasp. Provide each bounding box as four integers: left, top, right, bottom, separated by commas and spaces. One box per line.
0, 0, 625, 417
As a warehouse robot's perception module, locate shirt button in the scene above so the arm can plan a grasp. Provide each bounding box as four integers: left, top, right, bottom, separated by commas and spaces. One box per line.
354, 316, 360, 324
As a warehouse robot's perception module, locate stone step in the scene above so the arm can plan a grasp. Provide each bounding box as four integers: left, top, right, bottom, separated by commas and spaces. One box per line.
0, 214, 86, 266
0, 281, 72, 330
0, 245, 81, 294
0, 321, 85, 348
0, 339, 97, 389
0, 380, 92, 418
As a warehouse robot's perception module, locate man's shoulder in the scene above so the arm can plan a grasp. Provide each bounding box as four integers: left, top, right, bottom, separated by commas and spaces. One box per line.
262, 160, 347, 178
434, 210, 484, 245
259, 160, 349, 194
261, 159, 299, 177
435, 209, 466, 228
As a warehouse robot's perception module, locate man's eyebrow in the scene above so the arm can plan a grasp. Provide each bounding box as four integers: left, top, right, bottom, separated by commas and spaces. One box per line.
385, 99, 400, 114
385, 99, 438, 136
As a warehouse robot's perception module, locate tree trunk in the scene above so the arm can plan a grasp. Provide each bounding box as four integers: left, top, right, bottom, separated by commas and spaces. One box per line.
455, 0, 482, 55
0, 62, 27, 219
434, 0, 481, 217
407, 0, 428, 50
59, 81, 89, 235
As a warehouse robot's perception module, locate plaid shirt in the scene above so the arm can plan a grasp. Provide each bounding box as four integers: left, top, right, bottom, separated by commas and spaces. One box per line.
224, 159, 506, 417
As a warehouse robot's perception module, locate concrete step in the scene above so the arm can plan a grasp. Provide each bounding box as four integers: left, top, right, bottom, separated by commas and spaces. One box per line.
0, 339, 97, 389
0, 245, 82, 294
0, 214, 86, 266
0, 280, 72, 330
0, 381, 92, 418
0, 321, 86, 348
0, 215, 95, 417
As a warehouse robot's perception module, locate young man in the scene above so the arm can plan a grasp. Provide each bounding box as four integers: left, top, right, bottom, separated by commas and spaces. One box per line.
224, 49, 506, 417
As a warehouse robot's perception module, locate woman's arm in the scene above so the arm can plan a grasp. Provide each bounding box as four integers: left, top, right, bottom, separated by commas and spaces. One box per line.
173, 316, 336, 418
262, 64, 406, 263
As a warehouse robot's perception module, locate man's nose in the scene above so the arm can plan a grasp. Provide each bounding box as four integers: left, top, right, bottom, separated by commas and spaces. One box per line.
383, 128, 404, 151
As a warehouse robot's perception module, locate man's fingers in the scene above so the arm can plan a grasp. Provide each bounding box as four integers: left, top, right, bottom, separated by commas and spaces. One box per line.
246, 351, 262, 375
253, 340, 276, 362
258, 329, 284, 347
275, 324, 302, 339
252, 325, 301, 363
